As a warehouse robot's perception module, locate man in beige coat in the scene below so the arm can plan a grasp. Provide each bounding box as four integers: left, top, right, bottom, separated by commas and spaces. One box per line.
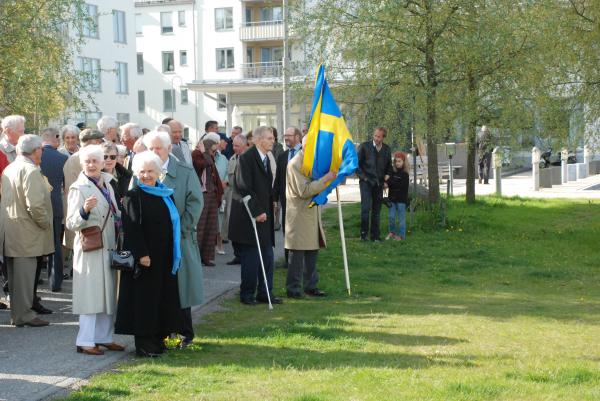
284, 144, 335, 298
1, 135, 53, 326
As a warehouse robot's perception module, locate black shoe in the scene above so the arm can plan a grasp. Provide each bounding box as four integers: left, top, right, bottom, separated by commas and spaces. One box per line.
241, 298, 257, 306
63, 273, 70, 280
257, 296, 283, 305
226, 258, 241, 265
286, 291, 304, 299
136, 348, 163, 358
305, 288, 327, 297
51, 287, 62, 293
179, 338, 193, 349
31, 303, 53, 315
0, 302, 7, 310
222, 239, 229, 244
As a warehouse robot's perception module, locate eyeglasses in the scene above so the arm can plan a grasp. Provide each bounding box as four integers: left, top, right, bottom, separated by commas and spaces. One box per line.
104, 155, 117, 160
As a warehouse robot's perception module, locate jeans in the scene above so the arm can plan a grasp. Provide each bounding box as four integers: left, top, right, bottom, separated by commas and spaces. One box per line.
359, 180, 383, 240
388, 202, 406, 238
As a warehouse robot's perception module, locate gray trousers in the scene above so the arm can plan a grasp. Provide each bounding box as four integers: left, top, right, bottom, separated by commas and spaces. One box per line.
286, 250, 319, 294
7, 257, 37, 325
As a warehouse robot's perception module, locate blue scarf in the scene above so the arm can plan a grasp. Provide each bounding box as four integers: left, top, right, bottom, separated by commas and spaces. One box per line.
137, 179, 182, 275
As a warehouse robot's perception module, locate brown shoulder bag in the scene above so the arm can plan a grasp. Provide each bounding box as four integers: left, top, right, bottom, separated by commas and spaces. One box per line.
80, 211, 111, 252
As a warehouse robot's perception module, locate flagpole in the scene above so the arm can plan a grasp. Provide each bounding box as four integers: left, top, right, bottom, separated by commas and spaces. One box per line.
336, 187, 351, 296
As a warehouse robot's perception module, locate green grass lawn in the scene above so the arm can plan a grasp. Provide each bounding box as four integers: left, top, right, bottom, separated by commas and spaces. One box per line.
62, 197, 600, 401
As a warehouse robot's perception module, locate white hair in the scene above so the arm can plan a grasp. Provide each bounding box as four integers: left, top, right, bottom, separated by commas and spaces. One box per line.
96, 115, 118, 134
60, 124, 80, 139
143, 130, 171, 148
253, 125, 273, 140
16, 134, 42, 155
1, 115, 25, 131
156, 124, 171, 135
120, 122, 142, 138
202, 132, 221, 144
78, 144, 104, 165
116, 144, 127, 156
131, 151, 163, 177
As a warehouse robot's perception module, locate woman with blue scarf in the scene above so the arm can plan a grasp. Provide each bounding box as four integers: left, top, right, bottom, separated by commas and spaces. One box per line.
115, 151, 182, 357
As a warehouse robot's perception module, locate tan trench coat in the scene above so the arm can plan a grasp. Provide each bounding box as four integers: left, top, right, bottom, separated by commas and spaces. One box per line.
62, 151, 82, 249
284, 150, 330, 251
0, 156, 54, 258
66, 172, 118, 315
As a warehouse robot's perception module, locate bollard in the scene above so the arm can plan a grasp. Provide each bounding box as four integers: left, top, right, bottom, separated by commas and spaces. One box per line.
492, 147, 502, 196
584, 145, 591, 176
561, 148, 568, 183
532, 146, 540, 191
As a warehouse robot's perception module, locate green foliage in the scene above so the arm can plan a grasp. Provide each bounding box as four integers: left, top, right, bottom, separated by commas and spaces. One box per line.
0, 0, 87, 130
59, 198, 600, 401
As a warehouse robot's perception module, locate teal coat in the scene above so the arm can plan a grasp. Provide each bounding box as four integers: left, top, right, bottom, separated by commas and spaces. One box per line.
132, 155, 204, 307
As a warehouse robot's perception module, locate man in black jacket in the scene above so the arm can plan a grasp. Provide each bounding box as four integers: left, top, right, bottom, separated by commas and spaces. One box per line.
356, 127, 392, 241
229, 126, 283, 306
273, 127, 302, 268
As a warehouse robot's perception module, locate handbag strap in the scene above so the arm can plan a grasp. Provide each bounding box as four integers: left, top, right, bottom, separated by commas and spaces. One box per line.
100, 208, 111, 231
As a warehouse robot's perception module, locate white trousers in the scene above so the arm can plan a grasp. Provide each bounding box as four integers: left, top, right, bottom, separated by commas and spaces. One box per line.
76, 313, 114, 347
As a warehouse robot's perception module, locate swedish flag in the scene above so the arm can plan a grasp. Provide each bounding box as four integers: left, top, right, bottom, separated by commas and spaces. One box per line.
301, 65, 358, 206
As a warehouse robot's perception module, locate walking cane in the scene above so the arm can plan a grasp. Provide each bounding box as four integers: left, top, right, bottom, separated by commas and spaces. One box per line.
242, 195, 273, 310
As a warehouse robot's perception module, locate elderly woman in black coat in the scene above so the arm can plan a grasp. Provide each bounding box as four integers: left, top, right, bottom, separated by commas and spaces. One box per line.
115, 150, 182, 357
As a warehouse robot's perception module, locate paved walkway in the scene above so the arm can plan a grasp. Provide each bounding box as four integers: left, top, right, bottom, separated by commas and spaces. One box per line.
326, 171, 600, 203
0, 234, 285, 401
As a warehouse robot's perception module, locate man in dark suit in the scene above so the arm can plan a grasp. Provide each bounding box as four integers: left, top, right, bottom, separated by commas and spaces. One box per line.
356, 127, 392, 242
229, 126, 282, 306
273, 127, 302, 268
40, 128, 68, 293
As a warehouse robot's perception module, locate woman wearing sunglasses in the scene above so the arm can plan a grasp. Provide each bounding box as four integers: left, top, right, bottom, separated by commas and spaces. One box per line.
102, 142, 132, 211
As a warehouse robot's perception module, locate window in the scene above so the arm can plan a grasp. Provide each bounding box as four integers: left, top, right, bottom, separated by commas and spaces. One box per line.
181, 89, 188, 105
135, 13, 142, 35
245, 8, 252, 26
82, 3, 99, 38
137, 53, 144, 74
246, 48, 253, 63
138, 90, 145, 112
163, 89, 176, 112
260, 6, 283, 22
113, 10, 126, 43
180, 50, 188, 66
261, 47, 283, 63
78, 57, 101, 91
162, 51, 175, 73
116, 113, 130, 125
215, 8, 233, 30
115, 62, 128, 94
161, 12, 173, 34
216, 48, 234, 70
178, 10, 186, 26
183, 127, 189, 139
217, 94, 226, 110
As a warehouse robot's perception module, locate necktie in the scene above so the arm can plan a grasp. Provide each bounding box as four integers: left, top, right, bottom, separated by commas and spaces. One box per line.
290, 148, 296, 159
172, 144, 185, 163
263, 156, 268, 172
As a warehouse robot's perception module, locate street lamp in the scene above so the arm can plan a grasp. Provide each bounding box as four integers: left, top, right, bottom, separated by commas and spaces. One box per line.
170, 75, 183, 119
445, 142, 456, 196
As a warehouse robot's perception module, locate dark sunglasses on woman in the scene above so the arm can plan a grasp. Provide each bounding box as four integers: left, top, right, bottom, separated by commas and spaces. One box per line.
104, 155, 117, 160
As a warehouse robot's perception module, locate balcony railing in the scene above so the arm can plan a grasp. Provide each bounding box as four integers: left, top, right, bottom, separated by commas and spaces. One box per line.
240, 61, 310, 79
241, 61, 283, 78
240, 20, 283, 41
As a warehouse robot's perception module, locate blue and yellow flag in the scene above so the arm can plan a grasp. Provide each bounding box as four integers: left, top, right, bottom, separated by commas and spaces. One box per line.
302, 65, 358, 206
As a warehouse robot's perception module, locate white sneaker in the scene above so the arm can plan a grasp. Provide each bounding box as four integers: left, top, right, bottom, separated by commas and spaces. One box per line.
385, 233, 394, 240
217, 250, 226, 255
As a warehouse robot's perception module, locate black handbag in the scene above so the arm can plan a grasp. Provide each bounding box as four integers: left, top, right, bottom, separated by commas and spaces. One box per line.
382, 188, 392, 208
111, 232, 134, 272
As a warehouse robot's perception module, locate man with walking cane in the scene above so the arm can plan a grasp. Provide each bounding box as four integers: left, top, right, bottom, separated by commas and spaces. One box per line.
228, 126, 283, 306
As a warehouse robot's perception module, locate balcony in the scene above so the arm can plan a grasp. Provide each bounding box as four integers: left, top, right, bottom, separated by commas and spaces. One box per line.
240, 21, 283, 41
241, 61, 283, 78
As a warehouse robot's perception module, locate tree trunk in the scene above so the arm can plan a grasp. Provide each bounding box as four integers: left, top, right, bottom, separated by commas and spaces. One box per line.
465, 73, 478, 203
424, 9, 439, 204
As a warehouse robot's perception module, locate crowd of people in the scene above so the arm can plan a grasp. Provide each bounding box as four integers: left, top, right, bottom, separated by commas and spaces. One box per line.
1, 113, 377, 358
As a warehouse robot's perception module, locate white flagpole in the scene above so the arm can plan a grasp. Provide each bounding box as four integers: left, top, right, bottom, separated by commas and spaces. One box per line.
336, 187, 351, 296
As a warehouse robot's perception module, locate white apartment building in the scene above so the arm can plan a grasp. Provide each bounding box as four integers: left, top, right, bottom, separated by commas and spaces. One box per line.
70, 1, 139, 128
135, 0, 225, 142
189, 0, 310, 135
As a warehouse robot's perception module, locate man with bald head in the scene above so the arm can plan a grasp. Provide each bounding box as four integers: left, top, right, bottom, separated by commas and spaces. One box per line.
162, 118, 192, 165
